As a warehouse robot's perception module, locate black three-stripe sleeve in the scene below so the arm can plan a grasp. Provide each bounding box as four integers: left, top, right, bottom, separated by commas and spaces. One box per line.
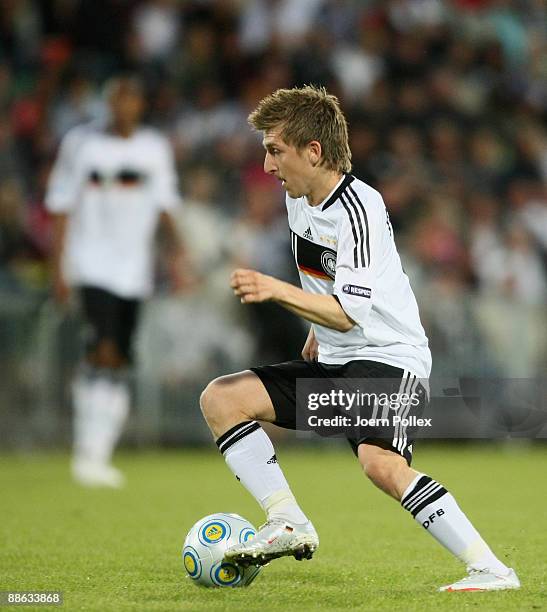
348, 185, 370, 267
339, 186, 371, 268
339, 191, 361, 268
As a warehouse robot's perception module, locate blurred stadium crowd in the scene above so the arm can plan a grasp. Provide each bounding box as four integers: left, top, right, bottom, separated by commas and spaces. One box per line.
0, 0, 546, 443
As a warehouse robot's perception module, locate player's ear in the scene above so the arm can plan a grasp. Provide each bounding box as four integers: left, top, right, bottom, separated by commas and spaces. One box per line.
308, 141, 322, 166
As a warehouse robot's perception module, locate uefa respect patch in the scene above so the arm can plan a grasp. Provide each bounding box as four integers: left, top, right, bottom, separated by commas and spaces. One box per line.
342, 284, 372, 298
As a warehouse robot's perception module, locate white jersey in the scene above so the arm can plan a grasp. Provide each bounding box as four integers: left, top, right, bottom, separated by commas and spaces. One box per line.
46, 122, 180, 298
287, 174, 431, 378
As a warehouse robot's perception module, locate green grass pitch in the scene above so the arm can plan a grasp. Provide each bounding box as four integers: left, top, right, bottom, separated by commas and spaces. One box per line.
1, 444, 545, 611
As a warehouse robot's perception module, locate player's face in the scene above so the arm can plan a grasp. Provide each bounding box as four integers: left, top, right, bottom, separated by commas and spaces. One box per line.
109, 84, 144, 127
262, 128, 315, 199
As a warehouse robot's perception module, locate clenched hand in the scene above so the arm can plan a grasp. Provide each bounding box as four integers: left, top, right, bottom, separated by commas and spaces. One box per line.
230, 268, 282, 303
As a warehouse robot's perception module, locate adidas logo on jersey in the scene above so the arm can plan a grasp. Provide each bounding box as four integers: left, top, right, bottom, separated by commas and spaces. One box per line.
267, 454, 277, 464
303, 227, 313, 240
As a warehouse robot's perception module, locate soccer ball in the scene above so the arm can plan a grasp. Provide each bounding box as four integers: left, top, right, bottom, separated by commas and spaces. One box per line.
182, 513, 262, 588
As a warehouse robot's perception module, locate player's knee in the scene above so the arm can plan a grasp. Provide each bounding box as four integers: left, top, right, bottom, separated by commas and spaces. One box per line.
200, 377, 241, 427
92, 339, 124, 369
200, 380, 218, 421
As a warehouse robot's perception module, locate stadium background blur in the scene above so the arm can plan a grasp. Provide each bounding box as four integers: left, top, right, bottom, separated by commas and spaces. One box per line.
0, 0, 545, 449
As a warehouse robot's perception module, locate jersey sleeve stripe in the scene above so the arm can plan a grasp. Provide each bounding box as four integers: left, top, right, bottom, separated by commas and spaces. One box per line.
339, 191, 361, 268
345, 188, 368, 267
340, 188, 369, 268
348, 184, 371, 267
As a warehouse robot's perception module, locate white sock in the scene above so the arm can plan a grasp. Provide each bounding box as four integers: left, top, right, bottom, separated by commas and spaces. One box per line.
72, 373, 93, 461
401, 473, 509, 574
94, 378, 130, 465
73, 373, 130, 466
217, 421, 308, 524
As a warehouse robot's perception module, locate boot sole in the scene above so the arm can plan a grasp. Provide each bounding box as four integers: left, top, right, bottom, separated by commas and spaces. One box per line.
228, 542, 318, 567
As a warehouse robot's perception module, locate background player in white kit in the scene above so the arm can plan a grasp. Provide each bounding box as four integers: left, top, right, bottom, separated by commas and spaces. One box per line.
200, 86, 520, 592
47, 76, 183, 487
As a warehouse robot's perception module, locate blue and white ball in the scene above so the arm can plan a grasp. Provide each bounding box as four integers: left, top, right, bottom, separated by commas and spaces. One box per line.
182, 513, 262, 588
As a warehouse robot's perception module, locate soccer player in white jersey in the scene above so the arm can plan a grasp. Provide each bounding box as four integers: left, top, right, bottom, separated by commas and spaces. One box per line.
47, 76, 183, 487
200, 86, 520, 591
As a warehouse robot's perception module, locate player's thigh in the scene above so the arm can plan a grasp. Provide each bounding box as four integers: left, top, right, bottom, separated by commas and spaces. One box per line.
202, 370, 276, 423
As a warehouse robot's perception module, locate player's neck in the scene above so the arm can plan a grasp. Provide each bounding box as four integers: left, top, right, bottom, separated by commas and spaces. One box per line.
110, 122, 138, 138
306, 171, 344, 207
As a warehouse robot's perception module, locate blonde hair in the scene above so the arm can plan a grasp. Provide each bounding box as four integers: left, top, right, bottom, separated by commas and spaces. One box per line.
248, 85, 352, 173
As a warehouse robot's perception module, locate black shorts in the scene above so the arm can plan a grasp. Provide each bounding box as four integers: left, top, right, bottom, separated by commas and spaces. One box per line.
251, 359, 428, 465
80, 286, 140, 362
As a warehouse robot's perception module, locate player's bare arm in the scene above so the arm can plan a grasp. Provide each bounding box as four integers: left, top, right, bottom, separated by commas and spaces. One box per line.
50, 213, 70, 305
158, 211, 195, 292
230, 268, 354, 332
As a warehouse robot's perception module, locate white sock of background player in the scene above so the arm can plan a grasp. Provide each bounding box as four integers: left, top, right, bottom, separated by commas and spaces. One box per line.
401, 472, 510, 574
72, 370, 129, 467
216, 420, 309, 525
88, 376, 130, 466
72, 371, 94, 464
